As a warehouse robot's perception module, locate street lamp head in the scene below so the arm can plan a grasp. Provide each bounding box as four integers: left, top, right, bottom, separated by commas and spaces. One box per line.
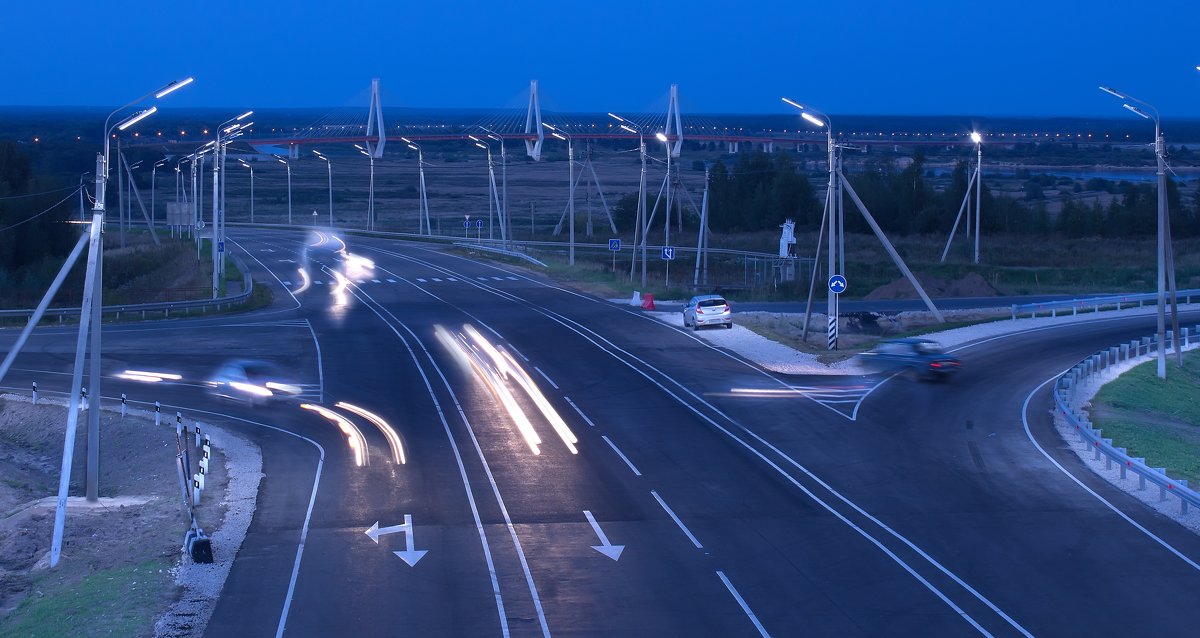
1123, 103, 1152, 120
1099, 85, 1128, 100
800, 112, 825, 128
619, 124, 637, 134
116, 106, 157, 131
235, 110, 253, 121
354, 144, 365, 151
780, 97, 804, 111
468, 135, 481, 142
551, 132, 566, 141
475, 142, 487, 150
655, 132, 668, 143
970, 131, 982, 144
154, 77, 194, 99
608, 112, 629, 124
407, 144, 419, 151
400, 136, 413, 144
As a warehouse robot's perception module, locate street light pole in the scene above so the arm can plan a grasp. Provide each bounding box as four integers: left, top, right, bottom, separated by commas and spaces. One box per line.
1099, 85, 1177, 378
469, 135, 504, 244
481, 127, 508, 250
314, 150, 332, 226
656, 131, 673, 285
151, 158, 166, 230
609, 113, 649, 289
544, 123, 575, 265
403, 138, 430, 234
239, 160, 254, 223
356, 144, 376, 230
278, 157, 292, 224
972, 132, 982, 264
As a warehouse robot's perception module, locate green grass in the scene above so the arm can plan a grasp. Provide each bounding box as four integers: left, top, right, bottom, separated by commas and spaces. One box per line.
1091, 350, 1200, 484
0, 559, 176, 638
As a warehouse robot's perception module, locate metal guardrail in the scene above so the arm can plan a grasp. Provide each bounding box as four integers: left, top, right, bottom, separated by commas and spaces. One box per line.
1054, 326, 1200, 515
1011, 289, 1200, 320
0, 254, 255, 322
451, 242, 548, 267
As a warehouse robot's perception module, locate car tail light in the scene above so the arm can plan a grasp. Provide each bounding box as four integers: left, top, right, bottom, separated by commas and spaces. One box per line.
930, 362, 942, 368
722, 305, 729, 312
696, 307, 704, 314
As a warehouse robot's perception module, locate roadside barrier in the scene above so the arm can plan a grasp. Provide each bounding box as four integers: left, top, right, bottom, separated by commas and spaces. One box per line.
1013, 289, 1200, 320
630, 291, 642, 307
1055, 325, 1200, 516
641, 293, 656, 311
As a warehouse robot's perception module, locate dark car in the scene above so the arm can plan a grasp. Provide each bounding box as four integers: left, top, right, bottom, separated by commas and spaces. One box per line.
861, 338, 961, 380
206, 359, 302, 406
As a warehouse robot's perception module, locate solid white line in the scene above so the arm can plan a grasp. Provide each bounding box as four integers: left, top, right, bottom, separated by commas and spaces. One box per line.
602, 436, 641, 477
534, 366, 559, 390
651, 490, 703, 549
304, 319, 325, 403
507, 344, 531, 362
563, 397, 597, 428
1021, 373, 1200, 571
716, 571, 771, 638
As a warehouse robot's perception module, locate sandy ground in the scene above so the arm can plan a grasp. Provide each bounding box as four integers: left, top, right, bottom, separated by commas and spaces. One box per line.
0, 394, 260, 637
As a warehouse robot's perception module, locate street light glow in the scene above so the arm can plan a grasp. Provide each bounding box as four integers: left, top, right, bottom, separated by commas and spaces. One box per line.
1123, 103, 1151, 119
801, 112, 825, 128
619, 125, 637, 134
655, 132, 668, 142
116, 107, 157, 131
154, 77, 194, 98
475, 142, 487, 150
781, 97, 804, 110
235, 110, 253, 121
970, 131, 982, 144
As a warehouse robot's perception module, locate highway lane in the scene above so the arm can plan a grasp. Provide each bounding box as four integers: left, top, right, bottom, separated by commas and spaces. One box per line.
325, 231, 1200, 636
241, 229, 1027, 636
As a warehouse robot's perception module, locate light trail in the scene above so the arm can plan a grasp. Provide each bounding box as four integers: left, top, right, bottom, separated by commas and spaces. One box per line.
335, 401, 406, 465
301, 403, 369, 467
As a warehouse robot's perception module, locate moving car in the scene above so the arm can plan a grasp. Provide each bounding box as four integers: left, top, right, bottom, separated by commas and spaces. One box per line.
683, 295, 732, 330
861, 338, 961, 380
206, 359, 302, 405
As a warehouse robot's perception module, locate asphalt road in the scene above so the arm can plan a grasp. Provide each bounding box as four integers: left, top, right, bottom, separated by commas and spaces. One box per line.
4, 227, 1199, 637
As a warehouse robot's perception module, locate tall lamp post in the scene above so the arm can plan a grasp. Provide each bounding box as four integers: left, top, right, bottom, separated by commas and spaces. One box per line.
355, 144, 376, 230
151, 158, 167, 230
655, 131, 672, 273
468, 135, 504, 243
314, 150, 333, 226
238, 159, 255, 223
402, 137, 431, 235
971, 131, 983, 264
480, 127, 508, 249
211, 111, 252, 298
277, 157, 293, 224
1099, 85, 1179, 378
609, 113, 649, 289
543, 123, 575, 265
51, 76, 191, 568
783, 97, 839, 350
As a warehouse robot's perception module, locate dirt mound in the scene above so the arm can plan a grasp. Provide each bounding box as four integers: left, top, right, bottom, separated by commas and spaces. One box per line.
865, 272, 998, 300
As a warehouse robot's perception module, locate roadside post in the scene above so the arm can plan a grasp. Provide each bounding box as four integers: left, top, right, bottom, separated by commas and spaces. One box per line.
827, 275, 847, 350
609, 238, 621, 272
155, 401, 161, 426
662, 246, 675, 288
32, 381, 37, 405
121, 393, 127, 417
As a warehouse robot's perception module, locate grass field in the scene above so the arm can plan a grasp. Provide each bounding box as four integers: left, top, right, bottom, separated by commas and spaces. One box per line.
1090, 350, 1200, 484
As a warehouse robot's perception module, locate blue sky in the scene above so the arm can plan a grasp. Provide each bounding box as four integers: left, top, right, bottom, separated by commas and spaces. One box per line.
5, 0, 1199, 117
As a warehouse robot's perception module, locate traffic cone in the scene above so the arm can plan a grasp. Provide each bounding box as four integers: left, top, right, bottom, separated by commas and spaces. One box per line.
641, 293, 656, 310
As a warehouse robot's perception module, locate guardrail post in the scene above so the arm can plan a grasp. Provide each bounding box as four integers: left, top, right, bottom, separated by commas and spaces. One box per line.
1156, 468, 1168, 500
1011, 304, 1017, 321
121, 393, 127, 417
1117, 454, 1127, 479
155, 401, 161, 426
32, 381, 37, 405
1121, 344, 1129, 361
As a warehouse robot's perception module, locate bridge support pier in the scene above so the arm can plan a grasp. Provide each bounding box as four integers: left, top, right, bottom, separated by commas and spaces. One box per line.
727, 141, 739, 154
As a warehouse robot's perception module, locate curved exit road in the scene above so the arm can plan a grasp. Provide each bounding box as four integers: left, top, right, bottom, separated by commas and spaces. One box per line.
4, 228, 1198, 637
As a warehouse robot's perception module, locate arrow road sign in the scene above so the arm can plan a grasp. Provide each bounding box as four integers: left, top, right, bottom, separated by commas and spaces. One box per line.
584, 510, 624, 561
365, 514, 428, 566
463, 220, 470, 228
661, 246, 675, 261
608, 238, 621, 251
827, 274, 847, 295
476, 219, 484, 228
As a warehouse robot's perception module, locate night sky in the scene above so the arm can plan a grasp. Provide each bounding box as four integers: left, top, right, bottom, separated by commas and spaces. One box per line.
5, 0, 1199, 117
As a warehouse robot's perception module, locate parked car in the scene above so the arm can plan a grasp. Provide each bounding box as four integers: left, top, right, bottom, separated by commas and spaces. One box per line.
861, 338, 961, 380
682, 295, 732, 330
206, 359, 302, 406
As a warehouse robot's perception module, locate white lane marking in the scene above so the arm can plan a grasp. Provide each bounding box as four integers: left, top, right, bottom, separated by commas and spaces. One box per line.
563, 396, 596, 428
651, 490, 703, 549
304, 319, 325, 403
491, 276, 504, 281
601, 436, 642, 477
283, 280, 293, 286
355, 279, 367, 284
226, 236, 301, 311
341, 282, 542, 637
387, 278, 397, 283
447, 277, 458, 282
432, 277, 442, 282
717, 571, 771, 638
1022, 372, 1200, 572
506, 276, 519, 281
313, 280, 324, 285
507, 344, 531, 362
371, 279, 381, 283
477, 276, 488, 281
358, 246, 1015, 637
416, 278, 427, 283
534, 366, 559, 390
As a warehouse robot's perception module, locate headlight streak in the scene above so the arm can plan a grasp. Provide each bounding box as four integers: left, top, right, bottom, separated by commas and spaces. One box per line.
301, 403, 370, 467
438, 324, 578, 455
335, 401, 406, 465
265, 381, 302, 395
293, 267, 311, 295
229, 381, 273, 398
115, 372, 164, 383
331, 270, 350, 309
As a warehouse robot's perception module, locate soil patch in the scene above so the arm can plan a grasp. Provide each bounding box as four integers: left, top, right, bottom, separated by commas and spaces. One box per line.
865, 271, 998, 301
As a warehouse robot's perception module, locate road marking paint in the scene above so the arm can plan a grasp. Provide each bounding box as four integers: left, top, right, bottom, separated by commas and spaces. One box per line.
651, 490, 702, 549
534, 366, 559, 390
313, 280, 324, 285
386, 278, 397, 283
491, 276, 504, 281
477, 276, 488, 281
506, 276, 518, 280
432, 277, 442, 282
282, 280, 293, 286
563, 396, 597, 428
447, 277, 458, 282
507, 344, 530, 362
717, 571, 771, 637
601, 436, 641, 476
416, 278, 427, 283
1022, 373, 1200, 572
371, 279, 381, 283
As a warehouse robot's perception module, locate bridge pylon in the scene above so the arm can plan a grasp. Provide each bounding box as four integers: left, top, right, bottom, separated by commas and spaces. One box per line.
525, 80, 544, 161
365, 78, 385, 159
665, 84, 683, 158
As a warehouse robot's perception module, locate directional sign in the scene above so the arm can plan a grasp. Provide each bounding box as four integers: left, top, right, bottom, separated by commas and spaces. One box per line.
365, 514, 427, 567
463, 220, 470, 228
828, 274, 847, 295
476, 219, 484, 228
195, 220, 205, 230
661, 246, 675, 261
608, 238, 621, 251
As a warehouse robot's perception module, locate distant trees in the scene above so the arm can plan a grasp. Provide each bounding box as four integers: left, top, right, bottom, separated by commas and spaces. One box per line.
0, 142, 76, 299
706, 150, 819, 232
1055, 177, 1198, 238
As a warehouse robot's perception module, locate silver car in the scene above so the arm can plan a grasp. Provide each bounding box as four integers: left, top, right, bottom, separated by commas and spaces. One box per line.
683, 295, 732, 330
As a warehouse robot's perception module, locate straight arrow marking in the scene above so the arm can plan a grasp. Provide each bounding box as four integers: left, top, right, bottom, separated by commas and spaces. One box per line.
583, 510, 624, 561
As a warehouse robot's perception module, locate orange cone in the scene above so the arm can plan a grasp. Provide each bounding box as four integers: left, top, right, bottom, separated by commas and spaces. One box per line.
641, 293, 655, 310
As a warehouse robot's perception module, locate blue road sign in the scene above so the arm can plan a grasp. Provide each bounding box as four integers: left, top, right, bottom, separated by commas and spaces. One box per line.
218, 241, 225, 253
608, 238, 621, 251
827, 274, 847, 294
661, 246, 675, 261
476, 219, 484, 228
463, 220, 470, 228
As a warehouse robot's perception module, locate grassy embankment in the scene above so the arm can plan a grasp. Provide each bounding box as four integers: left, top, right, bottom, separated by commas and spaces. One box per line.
1090, 350, 1200, 484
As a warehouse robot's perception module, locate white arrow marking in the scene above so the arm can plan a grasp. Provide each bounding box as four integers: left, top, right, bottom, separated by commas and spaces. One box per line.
366, 515, 429, 567
584, 510, 624, 561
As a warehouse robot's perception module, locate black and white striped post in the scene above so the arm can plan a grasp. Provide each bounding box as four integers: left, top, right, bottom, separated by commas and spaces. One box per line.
120, 393, 127, 417
31, 381, 38, 405
80, 387, 87, 412
155, 401, 161, 427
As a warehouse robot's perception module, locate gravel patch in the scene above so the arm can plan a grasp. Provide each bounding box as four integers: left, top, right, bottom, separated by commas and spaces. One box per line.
1052, 342, 1200, 536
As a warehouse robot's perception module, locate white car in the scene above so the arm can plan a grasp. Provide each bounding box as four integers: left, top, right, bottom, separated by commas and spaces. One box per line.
682, 295, 732, 330
207, 359, 302, 406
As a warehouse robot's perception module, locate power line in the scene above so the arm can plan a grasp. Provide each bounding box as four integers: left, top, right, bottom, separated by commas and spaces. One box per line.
0, 186, 82, 233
